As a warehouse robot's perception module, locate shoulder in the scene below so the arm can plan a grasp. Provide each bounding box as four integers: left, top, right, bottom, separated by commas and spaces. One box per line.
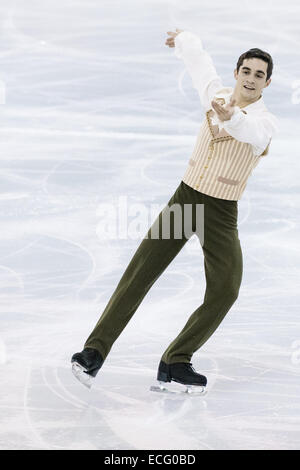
242, 98, 279, 131
257, 107, 279, 127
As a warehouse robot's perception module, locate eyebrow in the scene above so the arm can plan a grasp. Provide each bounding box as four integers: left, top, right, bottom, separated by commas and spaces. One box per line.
241, 66, 266, 76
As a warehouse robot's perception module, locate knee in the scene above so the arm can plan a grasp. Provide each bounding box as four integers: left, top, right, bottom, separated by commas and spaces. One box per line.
205, 281, 240, 307
225, 282, 241, 305
212, 279, 241, 306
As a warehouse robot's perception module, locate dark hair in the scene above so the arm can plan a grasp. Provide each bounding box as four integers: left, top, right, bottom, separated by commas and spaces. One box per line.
236, 48, 273, 81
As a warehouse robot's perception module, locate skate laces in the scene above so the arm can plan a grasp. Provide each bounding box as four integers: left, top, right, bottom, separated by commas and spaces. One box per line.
187, 362, 196, 373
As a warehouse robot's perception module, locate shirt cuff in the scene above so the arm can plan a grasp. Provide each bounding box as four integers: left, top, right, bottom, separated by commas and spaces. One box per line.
210, 106, 241, 130
223, 107, 245, 129
174, 31, 203, 59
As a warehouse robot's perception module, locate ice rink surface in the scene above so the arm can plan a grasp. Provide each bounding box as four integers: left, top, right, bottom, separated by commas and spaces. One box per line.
0, 0, 299, 450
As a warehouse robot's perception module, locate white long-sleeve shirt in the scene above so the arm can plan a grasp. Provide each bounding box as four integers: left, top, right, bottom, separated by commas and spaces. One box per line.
174, 30, 279, 157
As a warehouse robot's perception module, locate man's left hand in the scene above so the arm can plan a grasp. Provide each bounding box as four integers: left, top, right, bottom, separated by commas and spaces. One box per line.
211, 96, 237, 121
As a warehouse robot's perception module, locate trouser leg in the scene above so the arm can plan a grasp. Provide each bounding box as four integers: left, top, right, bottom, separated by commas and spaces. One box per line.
84, 182, 193, 360
161, 194, 243, 364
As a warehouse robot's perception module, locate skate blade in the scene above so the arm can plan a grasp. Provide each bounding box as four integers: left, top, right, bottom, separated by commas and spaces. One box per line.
150, 381, 207, 396
71, 362, 94, 389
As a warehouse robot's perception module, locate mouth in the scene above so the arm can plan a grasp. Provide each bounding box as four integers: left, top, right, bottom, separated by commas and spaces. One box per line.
244, 85, 255, 91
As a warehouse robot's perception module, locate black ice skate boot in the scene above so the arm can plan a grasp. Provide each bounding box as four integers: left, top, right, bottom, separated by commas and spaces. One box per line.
71, 348, 104, 389
150, 360, 207, 395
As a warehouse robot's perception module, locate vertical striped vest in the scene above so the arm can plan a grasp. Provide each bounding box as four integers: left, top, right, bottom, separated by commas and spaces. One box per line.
182, 98, 269, 201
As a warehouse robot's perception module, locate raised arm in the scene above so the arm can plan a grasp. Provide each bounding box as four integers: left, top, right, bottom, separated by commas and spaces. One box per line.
166, 29, 223, 110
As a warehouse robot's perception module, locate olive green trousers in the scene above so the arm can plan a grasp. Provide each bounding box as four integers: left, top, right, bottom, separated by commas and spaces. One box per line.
84, 180, 243, 364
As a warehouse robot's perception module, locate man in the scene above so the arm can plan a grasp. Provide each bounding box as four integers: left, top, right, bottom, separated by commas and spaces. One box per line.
71, 29, 279, 393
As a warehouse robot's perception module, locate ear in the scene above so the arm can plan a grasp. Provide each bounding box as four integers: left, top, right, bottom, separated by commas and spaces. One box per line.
264, 78, 271, 88
234, 68, 238, 80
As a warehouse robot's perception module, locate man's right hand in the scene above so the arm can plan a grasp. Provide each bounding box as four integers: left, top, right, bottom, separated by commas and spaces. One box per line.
165, 28, 184, 48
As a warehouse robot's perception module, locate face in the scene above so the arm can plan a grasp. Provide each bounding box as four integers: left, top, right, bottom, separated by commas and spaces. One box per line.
234, 57, 271, 102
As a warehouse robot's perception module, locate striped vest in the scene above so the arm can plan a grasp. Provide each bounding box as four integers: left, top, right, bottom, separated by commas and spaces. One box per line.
182, 98, 270, 201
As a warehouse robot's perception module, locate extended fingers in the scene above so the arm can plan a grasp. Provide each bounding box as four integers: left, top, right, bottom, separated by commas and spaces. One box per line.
212, 100, 226, 115
167, 31, 176, 36
166, 30, 178, 46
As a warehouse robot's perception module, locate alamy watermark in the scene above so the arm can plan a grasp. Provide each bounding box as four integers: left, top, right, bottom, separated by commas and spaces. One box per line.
96, 196, 204, 245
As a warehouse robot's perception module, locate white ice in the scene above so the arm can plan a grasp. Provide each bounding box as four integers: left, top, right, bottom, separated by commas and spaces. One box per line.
0, 0, 300, 450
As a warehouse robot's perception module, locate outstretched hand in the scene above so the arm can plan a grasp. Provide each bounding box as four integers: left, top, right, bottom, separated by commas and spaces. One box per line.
211, 96, 237, 121
165, 28, 184, 48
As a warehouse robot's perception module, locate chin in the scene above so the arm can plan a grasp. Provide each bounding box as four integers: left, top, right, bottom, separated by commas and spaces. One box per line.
241, 90, 256, 100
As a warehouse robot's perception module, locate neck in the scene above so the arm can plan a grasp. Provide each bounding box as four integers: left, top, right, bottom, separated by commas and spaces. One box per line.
232, 90, 262, 109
